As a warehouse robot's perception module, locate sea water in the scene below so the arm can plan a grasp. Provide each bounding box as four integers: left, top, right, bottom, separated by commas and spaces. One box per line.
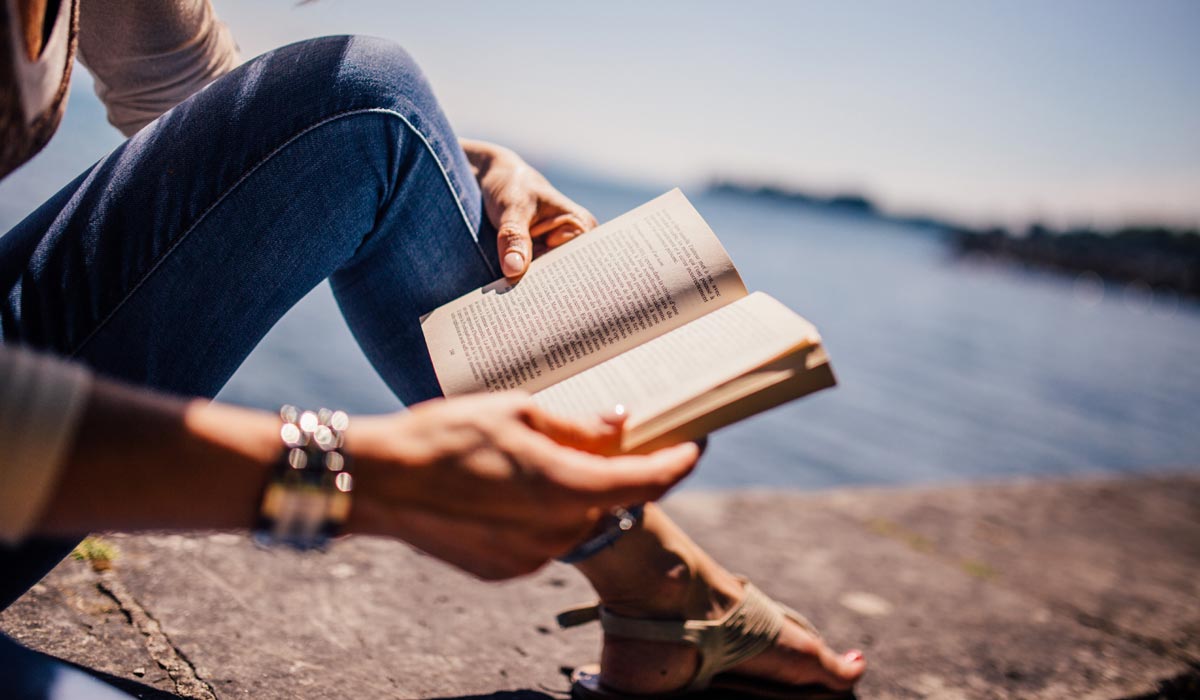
216, 171, 1200, 489
3, 97, 1198, 490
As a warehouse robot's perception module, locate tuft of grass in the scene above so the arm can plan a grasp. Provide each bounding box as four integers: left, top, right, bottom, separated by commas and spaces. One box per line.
866, 518, 1001, 582
867, 518, 935, 553
71, 536, 118, 572
960, 559, 999, 581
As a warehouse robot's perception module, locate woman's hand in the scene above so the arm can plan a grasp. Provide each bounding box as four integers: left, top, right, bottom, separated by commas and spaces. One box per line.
461, 139, 599, 279
345, 392, 700, 580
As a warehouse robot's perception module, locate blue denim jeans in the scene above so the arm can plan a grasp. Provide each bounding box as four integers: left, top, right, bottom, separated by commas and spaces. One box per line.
0, 36, 499, 697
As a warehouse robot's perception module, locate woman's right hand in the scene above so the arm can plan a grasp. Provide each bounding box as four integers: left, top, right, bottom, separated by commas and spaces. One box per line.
344, 392, 700, 580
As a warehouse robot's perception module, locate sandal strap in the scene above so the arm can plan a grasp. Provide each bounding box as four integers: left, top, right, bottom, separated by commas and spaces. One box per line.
777, 600, 822, 640
681, 581, 786, 691
557, 579, 789, 692
556, 602, 601, 629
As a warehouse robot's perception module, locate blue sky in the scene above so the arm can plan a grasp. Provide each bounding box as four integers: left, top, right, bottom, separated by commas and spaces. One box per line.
6, 1, 1199, 229
212, 0, 1200, 228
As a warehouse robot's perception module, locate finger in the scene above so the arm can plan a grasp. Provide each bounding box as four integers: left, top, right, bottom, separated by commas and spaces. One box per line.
598, 442, 701, 502
543, 441, 701, 505
544, 225, 583, 249
523, 403, 624, 455
533, 190, 598, 234
530, 212, 587, 238
600, 404, 628, 428
547, 196, 598, 231
497, 201, 536, 278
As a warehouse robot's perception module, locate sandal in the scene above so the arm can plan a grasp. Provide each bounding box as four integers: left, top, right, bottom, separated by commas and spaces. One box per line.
557, 578, 855, 699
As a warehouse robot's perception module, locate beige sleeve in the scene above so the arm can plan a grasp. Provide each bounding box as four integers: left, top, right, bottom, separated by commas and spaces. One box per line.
0, 346, 92, 544
77, 0, 240, 136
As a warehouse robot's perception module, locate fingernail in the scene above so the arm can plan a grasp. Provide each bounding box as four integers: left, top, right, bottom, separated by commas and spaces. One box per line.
844, 649, 864, 663
503, 251, 525, 276
601, 404, 627, 427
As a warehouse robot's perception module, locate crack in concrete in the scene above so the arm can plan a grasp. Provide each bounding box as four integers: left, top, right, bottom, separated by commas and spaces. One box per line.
95, 573, 218, 700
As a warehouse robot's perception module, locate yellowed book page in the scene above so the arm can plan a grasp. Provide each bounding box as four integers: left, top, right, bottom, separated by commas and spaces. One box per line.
422, 189, 748, 396
531, 292, 818, 425
623, 345, 834, 453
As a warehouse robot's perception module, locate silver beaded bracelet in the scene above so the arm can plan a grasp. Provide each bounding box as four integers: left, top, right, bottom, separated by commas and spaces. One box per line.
253, 405, 353, 551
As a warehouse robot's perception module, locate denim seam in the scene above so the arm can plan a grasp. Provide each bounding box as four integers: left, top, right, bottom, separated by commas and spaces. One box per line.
69, 106, 491, 359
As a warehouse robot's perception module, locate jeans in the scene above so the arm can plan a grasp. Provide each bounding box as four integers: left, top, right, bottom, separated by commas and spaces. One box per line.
0, 36, 499, 698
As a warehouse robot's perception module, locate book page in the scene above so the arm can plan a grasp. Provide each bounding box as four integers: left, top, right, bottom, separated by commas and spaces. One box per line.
422, 189, 748, 396
623, 346, 835, 453
531, 292, 820, 426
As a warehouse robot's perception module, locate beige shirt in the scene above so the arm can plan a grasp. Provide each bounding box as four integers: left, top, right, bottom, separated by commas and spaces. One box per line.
0, 0, 238, 543
0, 346, 92, 542
78, 0, 239, 136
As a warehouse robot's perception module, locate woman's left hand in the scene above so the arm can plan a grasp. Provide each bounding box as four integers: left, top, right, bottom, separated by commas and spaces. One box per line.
461, 139, 598, 279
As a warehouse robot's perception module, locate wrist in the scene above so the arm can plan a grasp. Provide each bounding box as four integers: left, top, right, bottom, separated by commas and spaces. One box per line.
185, 399, 280, 469
339, 413, 424, 536
183, 400, 280, 529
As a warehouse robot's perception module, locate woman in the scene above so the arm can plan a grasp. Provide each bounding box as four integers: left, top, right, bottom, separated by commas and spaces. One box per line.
0, 1, 866, 697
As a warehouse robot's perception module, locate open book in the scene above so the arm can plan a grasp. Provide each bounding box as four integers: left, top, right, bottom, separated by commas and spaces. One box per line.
421, 189, 835, 453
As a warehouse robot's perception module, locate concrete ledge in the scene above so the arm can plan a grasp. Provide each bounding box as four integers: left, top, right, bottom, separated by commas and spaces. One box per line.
3, 474, 1198, 699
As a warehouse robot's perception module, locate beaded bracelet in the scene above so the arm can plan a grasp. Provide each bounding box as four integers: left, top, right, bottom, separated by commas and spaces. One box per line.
556, 504, 645, 564
253, 405, 353, 551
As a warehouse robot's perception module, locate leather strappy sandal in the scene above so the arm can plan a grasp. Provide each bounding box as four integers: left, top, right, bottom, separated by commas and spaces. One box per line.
557, 578, 855, 699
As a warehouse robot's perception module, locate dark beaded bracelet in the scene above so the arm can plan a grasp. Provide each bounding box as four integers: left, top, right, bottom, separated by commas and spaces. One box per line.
556, 504, 645, 564
253, 405, 353, 551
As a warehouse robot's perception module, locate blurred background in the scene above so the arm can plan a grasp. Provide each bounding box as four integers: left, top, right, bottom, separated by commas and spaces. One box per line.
2, 0, 1197, 489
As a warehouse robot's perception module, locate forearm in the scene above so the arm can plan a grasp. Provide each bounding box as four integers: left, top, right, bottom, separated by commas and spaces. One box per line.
34, 378, 279, 537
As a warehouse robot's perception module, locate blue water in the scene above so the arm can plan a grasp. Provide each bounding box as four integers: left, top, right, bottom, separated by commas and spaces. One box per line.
205, 174, 1200, 490
3, 89, 1199, 490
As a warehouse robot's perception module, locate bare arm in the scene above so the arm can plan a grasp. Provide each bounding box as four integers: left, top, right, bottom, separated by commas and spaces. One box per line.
34, 376, 699, 580
34, 376, 278, 535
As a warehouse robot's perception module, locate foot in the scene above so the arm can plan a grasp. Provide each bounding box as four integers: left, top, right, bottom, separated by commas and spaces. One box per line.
594, 572, 866, 695
573, 504, 866, 695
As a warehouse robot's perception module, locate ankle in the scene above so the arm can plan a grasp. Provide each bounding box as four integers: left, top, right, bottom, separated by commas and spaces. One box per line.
579, 544, 742, 620
574, 504, 746, 620
596, 552, 699, 618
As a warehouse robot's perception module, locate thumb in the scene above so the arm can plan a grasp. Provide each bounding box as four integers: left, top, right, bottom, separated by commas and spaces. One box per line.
497, 210, 534, 278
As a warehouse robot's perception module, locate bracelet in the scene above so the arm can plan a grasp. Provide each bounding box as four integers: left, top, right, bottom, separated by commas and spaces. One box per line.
556, 504, 644, 564
253, 405, 353, 551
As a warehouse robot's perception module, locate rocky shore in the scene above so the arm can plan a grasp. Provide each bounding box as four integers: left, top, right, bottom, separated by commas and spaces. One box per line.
950, 225, 1200, 300
707, 180, 1200, 300
2, 474, 1197, 699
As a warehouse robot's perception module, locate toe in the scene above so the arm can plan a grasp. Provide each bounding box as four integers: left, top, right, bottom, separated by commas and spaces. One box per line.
816, 647, 867, 690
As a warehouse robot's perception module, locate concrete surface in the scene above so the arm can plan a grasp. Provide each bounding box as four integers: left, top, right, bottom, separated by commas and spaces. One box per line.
2, 474, 1197, 699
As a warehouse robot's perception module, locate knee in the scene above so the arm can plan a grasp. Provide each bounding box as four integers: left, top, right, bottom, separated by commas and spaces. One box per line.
328, 36, 438, 115
249, 35, 438, 121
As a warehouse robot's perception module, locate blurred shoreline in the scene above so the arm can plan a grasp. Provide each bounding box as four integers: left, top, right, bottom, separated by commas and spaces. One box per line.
707, 179, 1200, 300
